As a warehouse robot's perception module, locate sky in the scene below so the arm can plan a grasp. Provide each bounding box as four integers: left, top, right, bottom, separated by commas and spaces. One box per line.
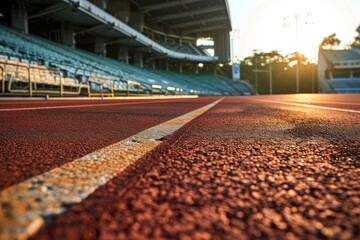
228, 0, 360, 61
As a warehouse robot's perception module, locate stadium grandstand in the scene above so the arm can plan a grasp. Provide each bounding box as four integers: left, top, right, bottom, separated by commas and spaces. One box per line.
0, 0, 253, 97
318, 48, 360, 93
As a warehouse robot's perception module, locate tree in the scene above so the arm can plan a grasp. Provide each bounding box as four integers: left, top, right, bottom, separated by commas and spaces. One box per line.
350, 25, 360, 48
242, 51, 285, 67
287, 51, 307, 65
241, 51, 294, 94
320, 33, 341, 49
219, 50, 317, 95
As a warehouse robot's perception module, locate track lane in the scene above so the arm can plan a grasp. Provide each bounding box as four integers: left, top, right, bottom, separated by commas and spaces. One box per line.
0, 98, 223, 240
0, 97, 219, 189
0, 98, 195, 111
253, 94, 360, 111
254, 99, 360, 114
31, 95, 359, 240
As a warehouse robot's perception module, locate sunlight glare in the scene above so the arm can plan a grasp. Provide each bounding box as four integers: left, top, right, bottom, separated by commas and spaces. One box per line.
238, 0, 358, 60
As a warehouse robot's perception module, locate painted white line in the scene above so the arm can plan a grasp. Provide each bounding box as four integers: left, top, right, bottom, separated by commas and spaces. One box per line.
274, 99, 360, 106
0, 97, 223, 240
48, 95, 198, 101
256, 99, 360, 114
0, 97, 46, 101
0, 95, 198, 102
0, 99, 193, 112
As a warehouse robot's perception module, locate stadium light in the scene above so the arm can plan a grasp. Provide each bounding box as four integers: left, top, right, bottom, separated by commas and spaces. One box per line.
230, 29, 241, 63
284, 13, 313, 93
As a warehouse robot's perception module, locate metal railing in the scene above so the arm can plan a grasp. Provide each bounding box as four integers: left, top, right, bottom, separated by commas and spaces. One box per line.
0, 60, 82, 96
0, 60, 169, 98
151, 84, 163, 94
126, 80, 141, 95
87, 77, 114, 98
1, 61, 31, 95
0, 65, 4, 94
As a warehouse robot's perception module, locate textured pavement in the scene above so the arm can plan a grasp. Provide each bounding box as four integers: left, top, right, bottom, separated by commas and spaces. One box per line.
1, 95, 359, 239
0, 98, 217, 189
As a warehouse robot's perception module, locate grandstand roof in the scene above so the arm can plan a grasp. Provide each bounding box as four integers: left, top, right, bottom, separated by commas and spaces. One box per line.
320, 48, 360, 68
24, 0, 231, 62
25, 0, 232, 35
131, 0, 232, 36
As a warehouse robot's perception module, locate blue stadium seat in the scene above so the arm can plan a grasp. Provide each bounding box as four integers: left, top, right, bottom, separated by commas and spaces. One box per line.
0, 25, 251, 96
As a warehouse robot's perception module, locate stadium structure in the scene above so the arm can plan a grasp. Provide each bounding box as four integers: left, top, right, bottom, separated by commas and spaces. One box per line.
0, 0, 254, 97
318, 48, 360, 93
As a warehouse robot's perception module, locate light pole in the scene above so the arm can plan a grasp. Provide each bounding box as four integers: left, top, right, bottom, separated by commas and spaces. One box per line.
253, 50, 259, 95
269, 61, 273, 95
311, 63, 314, 93
310, 59, 316, 93
253, 52, 273, 95
252, 67, 272, 95
230, 29, 241, 63
284, 13, 313, 93
295, 14, 300, 94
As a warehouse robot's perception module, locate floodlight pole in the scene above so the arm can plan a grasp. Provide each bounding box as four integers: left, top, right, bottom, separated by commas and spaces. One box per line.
253, 66, 272, 95
230, 29, 241, 63
253, 50, 274, 95
311, 62, 315, 93
295, 13, 300, 94
269, 62, 273, 95
285, 13, 313, 94
296, 57, 300, 93
253, 50, 259, 95
255, 70, 258, 95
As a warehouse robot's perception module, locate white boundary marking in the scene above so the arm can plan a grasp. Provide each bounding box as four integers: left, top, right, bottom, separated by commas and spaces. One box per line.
0, 99, 194, 112
255, 99, 360, 114
291, 100, 360, 106
0, 95, 198, 102
0, 97, 223, 240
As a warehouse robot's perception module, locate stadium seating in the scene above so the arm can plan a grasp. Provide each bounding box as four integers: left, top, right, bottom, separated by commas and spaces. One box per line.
0, 25, 252, 96
327, 79, 360, 93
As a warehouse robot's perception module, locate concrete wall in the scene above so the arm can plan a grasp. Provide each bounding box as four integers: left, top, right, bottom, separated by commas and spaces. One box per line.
214, 29, 230, 63
317, 51, 335, 93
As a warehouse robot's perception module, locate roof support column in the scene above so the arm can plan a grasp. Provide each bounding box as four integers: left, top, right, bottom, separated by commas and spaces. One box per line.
61, 22, 75, 48
91, 0, 107, 9
134, 52, 143, 68
107, 0, 130, 23
214, 29, 231, 63
11, 1, 28, 33
95, 37, 106, 57
117, 46, 129, 64
130, 11, 144, 32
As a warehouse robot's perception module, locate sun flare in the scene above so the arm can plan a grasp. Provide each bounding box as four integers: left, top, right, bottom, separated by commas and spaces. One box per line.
233, 0, 359, 60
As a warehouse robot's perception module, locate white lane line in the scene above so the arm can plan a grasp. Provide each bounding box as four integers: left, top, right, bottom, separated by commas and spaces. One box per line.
0, 99, 190, 112
273, 99, 360, 106
0, 97, 223, 240
47, 95, 198, 101
255, 99, 360, 114
0, 95, 198, 102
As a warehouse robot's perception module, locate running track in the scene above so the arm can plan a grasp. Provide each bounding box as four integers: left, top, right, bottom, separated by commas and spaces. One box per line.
0, 94, 359, 239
